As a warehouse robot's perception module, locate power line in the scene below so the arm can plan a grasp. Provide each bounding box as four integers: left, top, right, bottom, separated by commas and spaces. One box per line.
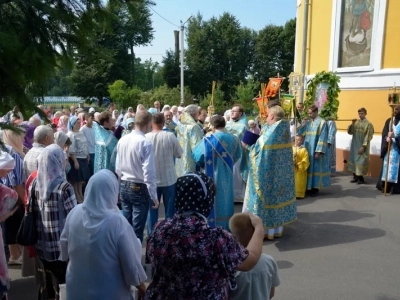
149, 6, 180, 28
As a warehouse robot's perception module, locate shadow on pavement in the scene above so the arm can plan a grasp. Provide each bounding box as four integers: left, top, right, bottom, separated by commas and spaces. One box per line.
276, 260, 294, 270
9, 277, 36, 300
297, 210, 375, 223
273, 222, 385, 252
375, 294, 399, 300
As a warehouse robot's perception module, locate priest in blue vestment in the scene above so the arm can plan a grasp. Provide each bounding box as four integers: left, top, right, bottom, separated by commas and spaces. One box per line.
193, 115, 242, 230
298, 104, 331, 196
225, 104, 249, 202
93, 111, 118, 173
242, 106, 296, 240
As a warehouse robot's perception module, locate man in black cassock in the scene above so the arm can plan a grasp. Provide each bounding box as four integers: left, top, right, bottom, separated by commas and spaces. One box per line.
376, 104, 400, 194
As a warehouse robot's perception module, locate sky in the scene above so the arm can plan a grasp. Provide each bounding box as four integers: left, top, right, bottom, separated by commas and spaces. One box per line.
136, 0, 298, 63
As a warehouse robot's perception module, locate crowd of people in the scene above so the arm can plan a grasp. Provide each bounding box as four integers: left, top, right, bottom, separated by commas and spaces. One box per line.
0, 99, 398, 299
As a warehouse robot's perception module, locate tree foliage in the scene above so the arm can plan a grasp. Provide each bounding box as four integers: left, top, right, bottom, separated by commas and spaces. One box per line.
161, 50, 180, 88
0, 0, 154, 113
231, 79, 259, 113
186, 13, 254, 100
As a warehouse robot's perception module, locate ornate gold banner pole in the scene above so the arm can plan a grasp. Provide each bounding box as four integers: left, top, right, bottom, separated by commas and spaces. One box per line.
384, 84, 399, 196
207, 81, 216, 118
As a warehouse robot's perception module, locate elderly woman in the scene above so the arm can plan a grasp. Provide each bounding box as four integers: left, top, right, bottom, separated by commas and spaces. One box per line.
55, 132, 72, 174
121, 118, 135, 137
0, 150, 23, 300
248, 119, 260, 135
145, 172, 264, 300
67, 116, 90, 202
1, 129, 26, 265
61, 170, 147, 299
30, 144, 77, 297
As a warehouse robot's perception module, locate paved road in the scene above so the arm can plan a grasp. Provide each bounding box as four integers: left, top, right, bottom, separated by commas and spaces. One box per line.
7, 173, 400, 300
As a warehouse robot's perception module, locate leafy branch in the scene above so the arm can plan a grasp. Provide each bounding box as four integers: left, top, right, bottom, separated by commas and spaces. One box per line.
303, 71, 341, 120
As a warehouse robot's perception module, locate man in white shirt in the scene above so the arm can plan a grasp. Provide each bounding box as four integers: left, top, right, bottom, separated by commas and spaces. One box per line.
23, 125, 54, 178
154, 101, 161, 113
80, 112, 95, 176
116, 110, 159, 242
70, 105, 76, 117
146, 113, 183, 236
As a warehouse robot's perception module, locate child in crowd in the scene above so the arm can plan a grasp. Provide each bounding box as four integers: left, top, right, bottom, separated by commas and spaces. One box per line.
229, 213, 280, 300
293, 134, 310, 199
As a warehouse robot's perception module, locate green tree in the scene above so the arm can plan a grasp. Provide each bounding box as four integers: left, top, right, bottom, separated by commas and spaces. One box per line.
186, 13, 255, 100
0, 0, 154, 114
253, 19, 296, 91
161, 50, 180, 88
231, 79, 259, 114
200, 83, 227, 115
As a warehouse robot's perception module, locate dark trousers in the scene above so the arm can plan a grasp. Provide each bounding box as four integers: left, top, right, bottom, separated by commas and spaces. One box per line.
38, 259, 67, 300
120, 181, 150, 242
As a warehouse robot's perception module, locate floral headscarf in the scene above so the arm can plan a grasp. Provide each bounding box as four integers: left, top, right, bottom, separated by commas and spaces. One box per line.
175, 172, 216, 219
57, 115, 69, 133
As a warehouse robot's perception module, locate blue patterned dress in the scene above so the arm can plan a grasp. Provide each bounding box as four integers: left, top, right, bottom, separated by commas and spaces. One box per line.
327, 120, 337, 174
298, 117, 331, 190
244, 120, 297, 230
93, 122, 118, 173
193, 130, 242, 230
175, 113, 204, 177
381, 121, 400, 184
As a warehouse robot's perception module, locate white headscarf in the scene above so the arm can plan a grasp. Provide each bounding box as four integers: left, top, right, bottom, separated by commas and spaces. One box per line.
81, 169, 120, 234
54, 132, 68, 148
37, 144, 66, 203
161, 105, 170, 113
0, 150, 15, 170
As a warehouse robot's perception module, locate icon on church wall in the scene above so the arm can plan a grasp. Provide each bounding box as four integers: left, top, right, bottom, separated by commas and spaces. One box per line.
338, 0, 375, 68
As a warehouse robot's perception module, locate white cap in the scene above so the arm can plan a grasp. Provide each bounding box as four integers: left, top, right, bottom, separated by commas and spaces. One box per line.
89, 107, 95, 113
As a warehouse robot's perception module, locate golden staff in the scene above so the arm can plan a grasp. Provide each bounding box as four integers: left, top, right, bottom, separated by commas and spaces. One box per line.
384, 84, 398, 195
260, 83, 266, 124
384, 106, 395, 196
208, 81, 216, 118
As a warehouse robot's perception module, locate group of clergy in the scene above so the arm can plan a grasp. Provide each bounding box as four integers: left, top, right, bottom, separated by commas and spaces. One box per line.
177, 101, 400, 241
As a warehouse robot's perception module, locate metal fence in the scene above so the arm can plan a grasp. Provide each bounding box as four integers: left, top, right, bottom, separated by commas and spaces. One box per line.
35, 96, 85, 109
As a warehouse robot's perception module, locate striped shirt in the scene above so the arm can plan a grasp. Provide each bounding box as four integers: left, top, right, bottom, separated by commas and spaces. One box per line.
145, 131, 183, 187
0, 146, 24, 187
23, 143, 46, 179
31, 180, 77, 261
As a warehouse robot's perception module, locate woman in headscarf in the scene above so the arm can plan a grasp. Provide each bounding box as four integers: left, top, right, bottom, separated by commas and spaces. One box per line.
112, 109, 124, 127
77, 112, 86, 127
2, 128, 26, 157
30, 144, 77, 297
145, 172, 264, 300
57, 115, 69, 133
1, 129, 26, 265
54, 132, 72, 175
66, 116, 90, 203
60, 169, 147, 299
121, 118, 135, 137
0, 150, 21, 300
52, 111, 63, 126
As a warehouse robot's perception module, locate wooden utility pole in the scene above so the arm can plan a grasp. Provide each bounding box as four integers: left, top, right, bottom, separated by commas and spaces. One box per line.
174, 30, 180, 61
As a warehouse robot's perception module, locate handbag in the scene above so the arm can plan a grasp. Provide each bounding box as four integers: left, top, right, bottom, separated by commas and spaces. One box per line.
16, 180, 38, 246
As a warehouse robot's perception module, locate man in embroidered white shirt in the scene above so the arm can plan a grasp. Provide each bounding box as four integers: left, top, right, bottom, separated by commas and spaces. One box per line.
116, 110, 159, 242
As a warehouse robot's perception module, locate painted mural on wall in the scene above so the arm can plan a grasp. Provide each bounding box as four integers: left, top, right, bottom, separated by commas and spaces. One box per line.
338, 0, 375, 68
